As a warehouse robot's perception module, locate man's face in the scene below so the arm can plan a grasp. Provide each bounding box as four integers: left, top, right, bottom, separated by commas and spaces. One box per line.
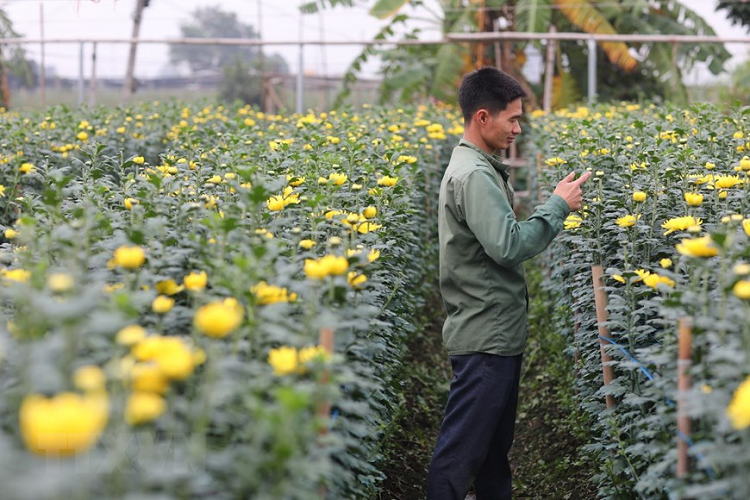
481, 98, 523, 152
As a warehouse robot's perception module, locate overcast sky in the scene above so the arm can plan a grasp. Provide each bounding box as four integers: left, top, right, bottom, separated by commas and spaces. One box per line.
2, 0, 749, 81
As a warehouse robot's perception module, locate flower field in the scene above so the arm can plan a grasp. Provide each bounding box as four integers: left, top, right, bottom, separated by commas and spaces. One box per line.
532, 104, 750, 498
0, 101, 460, 498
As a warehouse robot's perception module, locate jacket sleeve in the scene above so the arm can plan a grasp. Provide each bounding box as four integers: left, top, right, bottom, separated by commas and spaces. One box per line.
460, 169, 570, 268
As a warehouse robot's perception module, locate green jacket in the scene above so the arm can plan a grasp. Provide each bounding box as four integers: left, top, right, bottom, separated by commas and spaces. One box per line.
438, 139, 570, 356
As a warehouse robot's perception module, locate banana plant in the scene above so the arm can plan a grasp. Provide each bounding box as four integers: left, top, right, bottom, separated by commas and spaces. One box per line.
302, 0, 731, 108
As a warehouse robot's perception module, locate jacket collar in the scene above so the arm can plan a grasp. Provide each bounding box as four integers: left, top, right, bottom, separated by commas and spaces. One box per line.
458, 138, 510, 181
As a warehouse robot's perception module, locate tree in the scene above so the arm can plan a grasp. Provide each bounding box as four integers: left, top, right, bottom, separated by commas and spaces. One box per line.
170, 5, 289, 106
0, 9, 31, 108
170, 6, 260, 74
304, 0, 732, 108
717, 0, 750, 31
219, 53, 288, 107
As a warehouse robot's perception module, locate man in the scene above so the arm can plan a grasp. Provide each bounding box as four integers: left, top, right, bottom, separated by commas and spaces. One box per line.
426, 67, 590, 499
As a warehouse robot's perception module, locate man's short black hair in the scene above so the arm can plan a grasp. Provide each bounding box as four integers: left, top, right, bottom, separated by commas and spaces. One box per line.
458, 67, 527, 124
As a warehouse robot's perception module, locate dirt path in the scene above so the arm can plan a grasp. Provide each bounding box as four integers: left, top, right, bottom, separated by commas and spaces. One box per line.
379, 266, 595, 499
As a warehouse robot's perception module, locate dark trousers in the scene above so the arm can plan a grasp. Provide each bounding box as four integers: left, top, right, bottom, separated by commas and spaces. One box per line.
426, 353, 523, 500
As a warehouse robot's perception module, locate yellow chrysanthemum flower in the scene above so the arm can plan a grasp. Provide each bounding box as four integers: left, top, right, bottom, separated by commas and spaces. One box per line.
662, 216, 702, 235
368, 249, 381, 262
116, 325, 147, 346
328, 172, 348, 185
357, 221, 382, 234
152, 295, 174, 314
564, 214, 582, 230
363, 206, 377, 219
125, 392, 166, 425
734, 280, 750, 300
133, 336, 196, 381
112, 245, 146, 269
714, 176, 741, 189
20, 392, 108, 456
194, 298, 244, 338
616, 214, 639, 228
643, 273, 675, 290
73, 365, 106, 393
377, 176, 399, 187
129, 363, 169, 394
183, 271, 207, 291
347, 271, 367, 288
268, 346, 299, 376
48, 273, 74, 292
2, 268, 31, 283
19, 163, 36, 174
727, 376, 750, 429
684, 193, 703, 206
304, 255, 349, 279
286, 175, 305, 186
155, 279, 184, 296
251, 281, 297, 305
676, 235, 718, 258
266, 196, 286, 211
545, 157, 567, 166
632, 192, 647, 202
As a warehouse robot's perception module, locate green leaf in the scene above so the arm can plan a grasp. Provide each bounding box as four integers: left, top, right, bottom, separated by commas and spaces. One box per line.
369, 0, 408, 19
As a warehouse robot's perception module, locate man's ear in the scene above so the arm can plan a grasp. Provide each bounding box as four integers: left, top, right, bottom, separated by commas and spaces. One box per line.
475, 109, 489, 126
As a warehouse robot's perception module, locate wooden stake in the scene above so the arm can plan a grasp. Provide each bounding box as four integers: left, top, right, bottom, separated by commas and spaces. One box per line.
677, 317, 693, 478
592, 265, 616, 409
317, 327, 334, 499
317, 327, 335, 434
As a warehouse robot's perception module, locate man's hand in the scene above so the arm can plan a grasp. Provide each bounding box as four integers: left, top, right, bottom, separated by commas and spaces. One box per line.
553, 171, 592, 211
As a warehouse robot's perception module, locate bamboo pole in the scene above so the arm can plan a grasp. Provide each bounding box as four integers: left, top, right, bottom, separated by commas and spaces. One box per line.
592, 265, 615, 409
677, 317, 693, 478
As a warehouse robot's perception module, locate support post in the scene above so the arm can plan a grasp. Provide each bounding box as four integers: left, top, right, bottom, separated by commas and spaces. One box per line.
592, 265, 615, 409
543, 26, 556, 113
493, 19, 502, 70
123, 0, 147, 102
88, 42, 97, 106
677, 317, 693, 478
587, 37, 596, 104
39, 2, 45, 108
78, 42, 84, 106
296, 43, 304, 114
